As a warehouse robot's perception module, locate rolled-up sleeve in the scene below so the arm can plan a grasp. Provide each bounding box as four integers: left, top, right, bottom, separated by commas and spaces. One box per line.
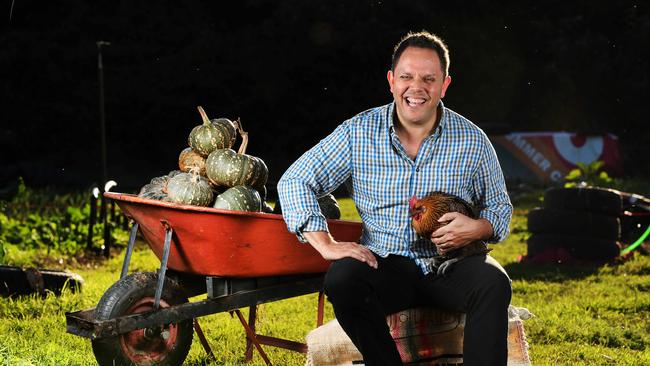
473, 136, 513, 243
278, 122, 353, 242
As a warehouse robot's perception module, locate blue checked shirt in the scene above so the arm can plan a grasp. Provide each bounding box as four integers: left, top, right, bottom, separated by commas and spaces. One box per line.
278, 101, 512, 274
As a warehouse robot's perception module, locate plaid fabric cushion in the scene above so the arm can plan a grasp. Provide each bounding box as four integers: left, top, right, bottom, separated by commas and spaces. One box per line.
388, 308, 464, 364
305, 306, 532, 366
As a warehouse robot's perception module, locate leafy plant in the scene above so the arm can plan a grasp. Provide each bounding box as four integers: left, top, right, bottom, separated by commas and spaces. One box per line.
0, 182, 129, 257
0, 238, 5, 264
564, 160, 617, 188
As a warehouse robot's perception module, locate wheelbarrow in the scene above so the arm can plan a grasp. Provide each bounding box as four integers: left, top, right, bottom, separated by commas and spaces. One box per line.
65, 192, 362, 366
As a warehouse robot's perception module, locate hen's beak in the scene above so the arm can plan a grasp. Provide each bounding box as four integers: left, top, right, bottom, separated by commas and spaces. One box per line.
409, 205, 423, 218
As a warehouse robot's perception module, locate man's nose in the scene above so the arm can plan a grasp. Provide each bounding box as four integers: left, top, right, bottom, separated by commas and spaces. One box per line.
410, 77, 426, 89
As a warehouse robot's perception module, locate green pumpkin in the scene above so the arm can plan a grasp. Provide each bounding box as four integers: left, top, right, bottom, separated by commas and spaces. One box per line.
138, 171, 185, 201
138, 182, 167, 201
205, 149, 268, 189
213, 186, 262, 212
166, 171, 213, 206
272, 193, 341, 219
188, 106, 237, 157
205, 120, 268, 190
178, 147, 206, 176
317, 194, 341, 219
138, 174, 169, 201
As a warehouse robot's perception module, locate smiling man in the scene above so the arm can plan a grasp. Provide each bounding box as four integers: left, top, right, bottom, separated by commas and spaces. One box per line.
279, 31, 513, 366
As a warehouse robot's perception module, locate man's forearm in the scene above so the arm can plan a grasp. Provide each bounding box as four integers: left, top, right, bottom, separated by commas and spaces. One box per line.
303, 231, 335, 256
476, 218, 494, 241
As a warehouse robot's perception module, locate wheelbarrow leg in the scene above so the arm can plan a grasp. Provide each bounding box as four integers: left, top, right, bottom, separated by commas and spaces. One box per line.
154, 222, 173, 310
245, 305, 257, 361
119, 222, 139, 280
235, 309, 272, 366
194, 319, 218, 363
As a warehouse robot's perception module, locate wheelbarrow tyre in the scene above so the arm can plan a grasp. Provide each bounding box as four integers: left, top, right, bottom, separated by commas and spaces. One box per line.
527, 208, 620, 241
543, 187, 622, 216
91, 272, 193, 366
527, 234, 621, 261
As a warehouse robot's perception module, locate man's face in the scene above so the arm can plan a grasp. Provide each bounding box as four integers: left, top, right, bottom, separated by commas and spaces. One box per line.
387, 47, 451, 127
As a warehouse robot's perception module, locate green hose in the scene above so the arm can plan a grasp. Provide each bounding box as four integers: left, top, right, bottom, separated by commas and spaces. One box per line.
620, 224, 650, 255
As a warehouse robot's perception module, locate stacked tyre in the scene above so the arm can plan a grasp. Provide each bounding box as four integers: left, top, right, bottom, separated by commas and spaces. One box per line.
527, 187, 622, 261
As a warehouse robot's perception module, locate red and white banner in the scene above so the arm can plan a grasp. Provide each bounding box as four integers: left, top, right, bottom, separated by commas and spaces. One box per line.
489, 132, 622, 183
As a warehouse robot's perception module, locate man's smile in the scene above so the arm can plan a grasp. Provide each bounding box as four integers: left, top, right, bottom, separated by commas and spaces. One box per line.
405, 96, 427, 107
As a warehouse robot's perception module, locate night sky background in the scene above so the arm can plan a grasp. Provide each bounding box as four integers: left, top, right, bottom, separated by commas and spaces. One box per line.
2, 0, 648, 196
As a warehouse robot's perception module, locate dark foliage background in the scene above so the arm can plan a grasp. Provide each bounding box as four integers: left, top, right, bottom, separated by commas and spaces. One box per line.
1, 0, 648, 194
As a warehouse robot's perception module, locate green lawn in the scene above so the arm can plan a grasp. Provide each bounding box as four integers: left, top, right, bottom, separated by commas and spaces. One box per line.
1, 197, 649, 365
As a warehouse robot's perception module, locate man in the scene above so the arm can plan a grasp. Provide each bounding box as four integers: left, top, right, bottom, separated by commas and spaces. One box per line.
278, 31, 512, 366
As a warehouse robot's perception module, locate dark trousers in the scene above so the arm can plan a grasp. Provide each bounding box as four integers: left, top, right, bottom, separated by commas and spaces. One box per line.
323, 254, 512, 366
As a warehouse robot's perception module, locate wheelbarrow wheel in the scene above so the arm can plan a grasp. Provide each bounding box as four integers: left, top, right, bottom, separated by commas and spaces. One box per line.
91, 272, 193, 366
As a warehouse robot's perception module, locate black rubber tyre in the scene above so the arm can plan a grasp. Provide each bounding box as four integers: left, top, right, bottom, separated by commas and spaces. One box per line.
527, 234, 620, 261
527, 208, 620, 241
526, 235, 560, 257
0, 266, 83, 296
543, 187, 622, 216
91, 272, 193, 366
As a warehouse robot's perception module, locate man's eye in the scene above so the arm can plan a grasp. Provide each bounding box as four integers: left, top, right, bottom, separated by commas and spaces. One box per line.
400, 75, 412, 80
425, 77, 435, 83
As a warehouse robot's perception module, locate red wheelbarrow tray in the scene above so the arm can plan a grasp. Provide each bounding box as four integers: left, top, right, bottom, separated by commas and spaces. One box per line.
106, 192, 363, 277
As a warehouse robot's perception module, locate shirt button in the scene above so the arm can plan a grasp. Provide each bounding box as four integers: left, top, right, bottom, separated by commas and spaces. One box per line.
416, 168, 420, 172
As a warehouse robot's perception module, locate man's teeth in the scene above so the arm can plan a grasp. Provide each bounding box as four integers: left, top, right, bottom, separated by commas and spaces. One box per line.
406, 97, 425, 106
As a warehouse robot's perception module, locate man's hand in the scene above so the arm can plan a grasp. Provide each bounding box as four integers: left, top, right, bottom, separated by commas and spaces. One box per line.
430, 213, 493, 255
304, 231, 378, 268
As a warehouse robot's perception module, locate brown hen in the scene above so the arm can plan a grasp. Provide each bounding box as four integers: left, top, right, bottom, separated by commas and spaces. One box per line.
409, 191, 491, 274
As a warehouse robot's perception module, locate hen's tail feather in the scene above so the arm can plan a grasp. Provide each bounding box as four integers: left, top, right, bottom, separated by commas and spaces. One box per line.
436, 257, 460, 275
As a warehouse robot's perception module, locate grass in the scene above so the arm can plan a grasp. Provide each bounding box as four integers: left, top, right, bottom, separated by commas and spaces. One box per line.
1, 197, 649, 365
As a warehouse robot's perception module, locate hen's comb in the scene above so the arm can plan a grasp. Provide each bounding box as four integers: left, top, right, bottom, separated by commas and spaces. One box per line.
408, 195, 418, 210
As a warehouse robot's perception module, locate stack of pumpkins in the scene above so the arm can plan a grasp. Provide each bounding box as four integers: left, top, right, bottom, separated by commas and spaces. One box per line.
138, 106, 270, 213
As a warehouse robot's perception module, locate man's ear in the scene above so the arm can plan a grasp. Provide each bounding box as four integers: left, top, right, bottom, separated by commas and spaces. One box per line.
387, 70, 394, 93
440, 75, 452, 98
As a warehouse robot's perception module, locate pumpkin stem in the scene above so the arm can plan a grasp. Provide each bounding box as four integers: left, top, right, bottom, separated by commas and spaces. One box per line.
162, 178, 169, 194
188, 166, 201, 181
197, 106, 211, 126
236, 118, 249, 155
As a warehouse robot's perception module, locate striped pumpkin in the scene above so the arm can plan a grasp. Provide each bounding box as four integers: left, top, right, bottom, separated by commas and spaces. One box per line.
272, 193, 341, 219
178, 147, 206, 176
213, 186, 261, 212
205, 120, 268, 190
138, 171, 183, 201
205, 149, 268, 190
166, 171, 213, 206
317, 194, 341, 219
188, 106, 237, 157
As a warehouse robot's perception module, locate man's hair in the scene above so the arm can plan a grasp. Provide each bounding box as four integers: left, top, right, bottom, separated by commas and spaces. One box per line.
391, 31, 450, 77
